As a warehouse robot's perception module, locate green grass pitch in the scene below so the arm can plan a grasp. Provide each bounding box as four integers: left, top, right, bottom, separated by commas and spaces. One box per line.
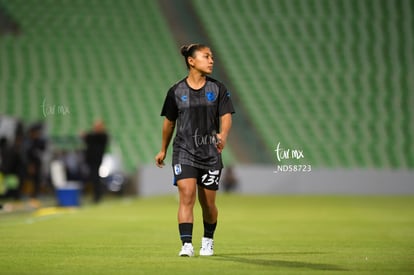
1, 195, 413, 274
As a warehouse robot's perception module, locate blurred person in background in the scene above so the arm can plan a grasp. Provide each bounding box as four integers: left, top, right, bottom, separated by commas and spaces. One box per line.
155, 43, 235, 257
222, 166, 238, 193
0, 137, 9, 196
25, 123, 46, 203
0, 136, 24, 200
82, 120, 109, 203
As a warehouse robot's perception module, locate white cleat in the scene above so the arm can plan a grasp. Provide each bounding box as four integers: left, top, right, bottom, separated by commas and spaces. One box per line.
199, 237, 214, 256
179, 243, 194, 257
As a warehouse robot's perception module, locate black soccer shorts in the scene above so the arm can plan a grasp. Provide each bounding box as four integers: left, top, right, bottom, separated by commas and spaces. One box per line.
172, 164, 221, 191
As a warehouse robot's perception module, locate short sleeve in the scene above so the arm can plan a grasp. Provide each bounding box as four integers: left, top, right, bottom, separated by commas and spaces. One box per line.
160, 88, 178, 121
218, 84, 235, 116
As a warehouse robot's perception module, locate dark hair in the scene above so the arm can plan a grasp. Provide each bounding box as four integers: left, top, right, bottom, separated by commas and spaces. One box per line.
180, 43, 208, 69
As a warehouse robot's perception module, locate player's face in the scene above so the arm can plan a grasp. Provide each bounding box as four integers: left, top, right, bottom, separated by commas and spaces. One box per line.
189, 47, 214, 75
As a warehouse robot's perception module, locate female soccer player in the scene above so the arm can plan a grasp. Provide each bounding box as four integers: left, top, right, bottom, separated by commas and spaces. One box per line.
155, 43, 235, 257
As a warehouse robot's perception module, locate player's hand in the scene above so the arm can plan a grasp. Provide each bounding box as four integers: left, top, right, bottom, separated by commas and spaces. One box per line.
155, 151, 166, 168
216, 133, 226, 153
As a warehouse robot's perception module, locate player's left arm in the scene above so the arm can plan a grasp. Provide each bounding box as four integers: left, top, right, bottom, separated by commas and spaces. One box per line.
216, 113, 232, 153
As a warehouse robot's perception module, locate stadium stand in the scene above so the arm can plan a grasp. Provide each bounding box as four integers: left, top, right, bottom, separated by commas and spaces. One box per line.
0, 0, 236, 171
1, 0, 413, 171
193, 0, 414, 168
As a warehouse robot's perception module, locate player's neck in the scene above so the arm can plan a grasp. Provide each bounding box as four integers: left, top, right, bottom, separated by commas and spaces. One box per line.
186, 72, 206, 90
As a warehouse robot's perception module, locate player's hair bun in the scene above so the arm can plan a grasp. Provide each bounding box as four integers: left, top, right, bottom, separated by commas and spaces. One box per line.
180, 43, 208, 57
180, 45, 187, 57
180, 44, 192, 57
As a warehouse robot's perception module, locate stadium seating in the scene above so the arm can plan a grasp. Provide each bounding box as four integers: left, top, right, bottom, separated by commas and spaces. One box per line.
0, 0, 236, 170
193, 0, 414, 168
1, 0, 412, 170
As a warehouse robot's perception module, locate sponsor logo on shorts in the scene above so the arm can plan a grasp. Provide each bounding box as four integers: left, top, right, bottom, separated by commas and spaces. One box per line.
174, 164, 182, 175
208, 170, 220, 175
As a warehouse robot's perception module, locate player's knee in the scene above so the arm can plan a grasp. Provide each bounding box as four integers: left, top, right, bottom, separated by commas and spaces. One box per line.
200, 200, 216, 212
180, 191, 196, 207
181, 198, 196, 208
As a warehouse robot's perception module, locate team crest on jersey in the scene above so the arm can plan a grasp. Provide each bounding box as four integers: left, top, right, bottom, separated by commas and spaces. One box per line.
181, 95, 188, 102
206, 91, 217, 102
174, 164, 182, 175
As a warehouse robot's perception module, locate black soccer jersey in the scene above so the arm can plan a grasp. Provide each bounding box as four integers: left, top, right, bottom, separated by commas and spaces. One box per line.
161, 76, 235, 170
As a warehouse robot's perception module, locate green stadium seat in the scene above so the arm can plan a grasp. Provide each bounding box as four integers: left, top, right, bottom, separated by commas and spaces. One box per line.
193, 0, 413, 168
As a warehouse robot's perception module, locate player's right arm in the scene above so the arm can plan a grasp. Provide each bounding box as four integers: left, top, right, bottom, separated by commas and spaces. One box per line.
155, 118, 175, 167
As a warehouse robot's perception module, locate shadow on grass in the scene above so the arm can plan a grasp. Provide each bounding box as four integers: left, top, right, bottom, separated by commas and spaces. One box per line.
213, 252, 348, 271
